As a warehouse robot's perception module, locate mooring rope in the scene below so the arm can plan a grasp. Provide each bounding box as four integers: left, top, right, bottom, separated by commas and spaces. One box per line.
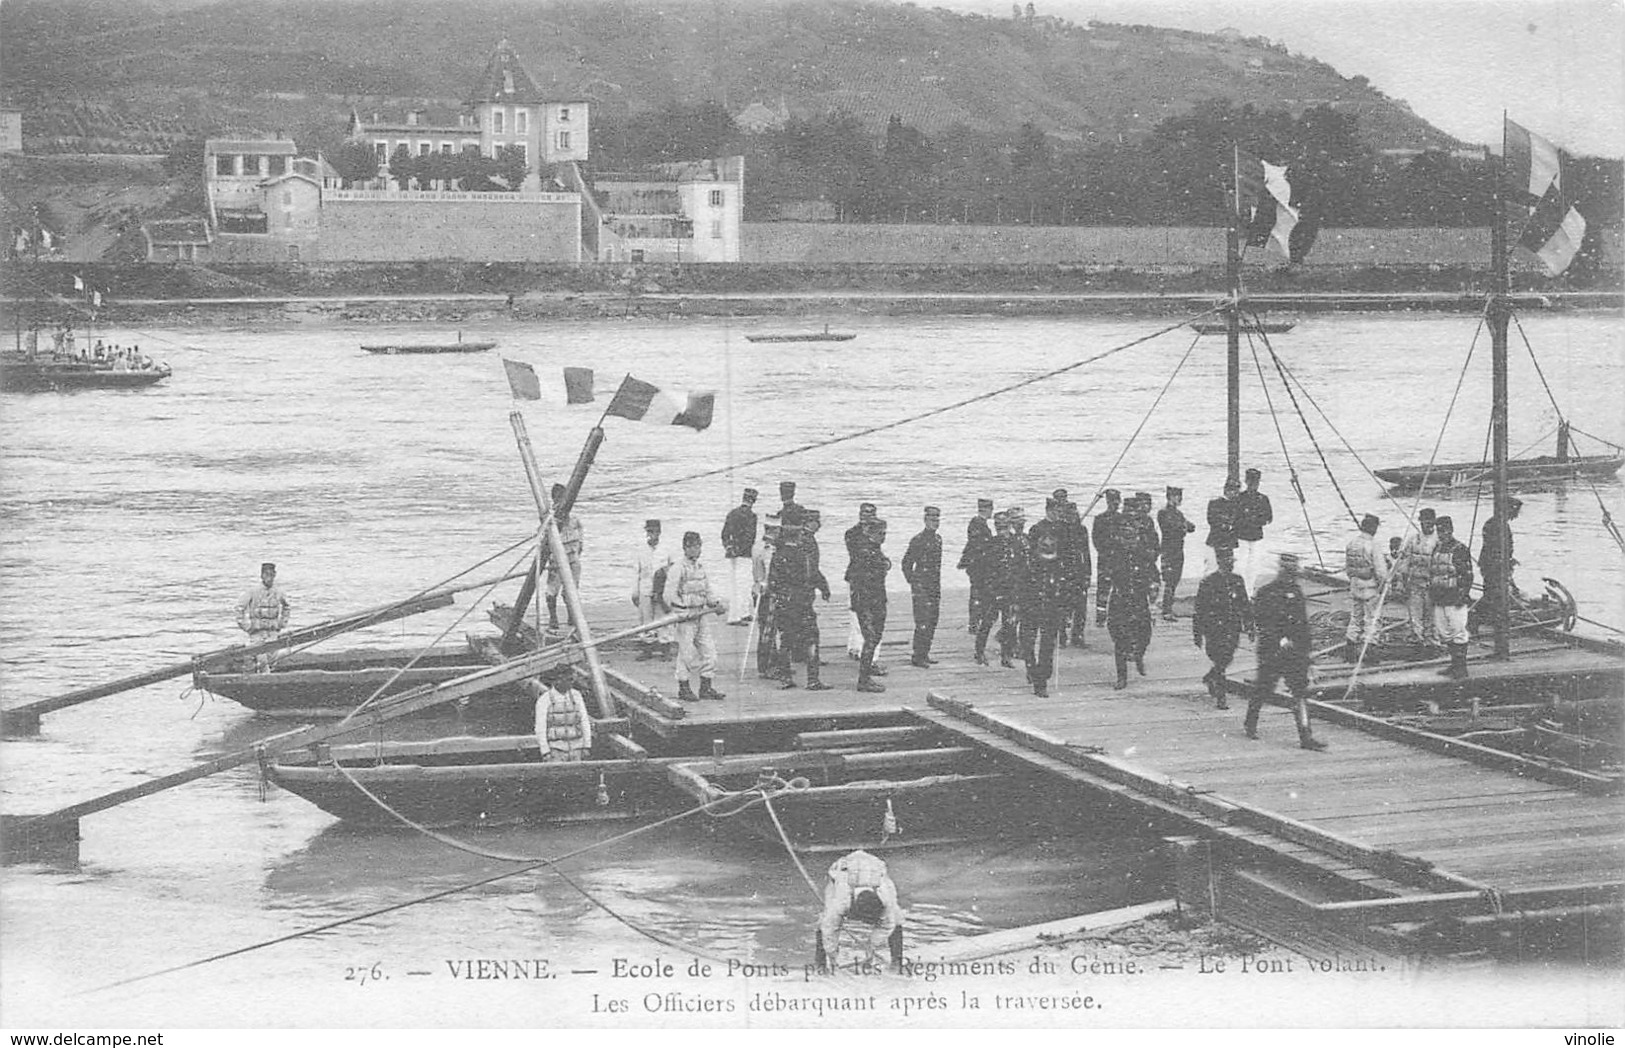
1245, 320, 1324, 568
1077, 327, 1205, 517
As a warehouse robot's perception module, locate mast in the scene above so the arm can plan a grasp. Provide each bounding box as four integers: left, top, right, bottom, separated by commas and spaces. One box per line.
1226, 145, 1243, 484
1488, 121, 1512, 659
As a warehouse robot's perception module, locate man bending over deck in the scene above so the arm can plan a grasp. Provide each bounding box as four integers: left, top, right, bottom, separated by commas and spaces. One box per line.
816, 850, 905, 973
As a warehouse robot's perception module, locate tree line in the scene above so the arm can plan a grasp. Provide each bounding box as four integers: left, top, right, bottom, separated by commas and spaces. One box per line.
587, 98, 1623, 235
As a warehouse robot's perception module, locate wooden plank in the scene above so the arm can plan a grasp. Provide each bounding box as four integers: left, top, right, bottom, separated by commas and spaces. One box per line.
605, 734, 649, 760
915, 900, 1180, 964
795, 726, 936, 749
923, 694, 1484, 892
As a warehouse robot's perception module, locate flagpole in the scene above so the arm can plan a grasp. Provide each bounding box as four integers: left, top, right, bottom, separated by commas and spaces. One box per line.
1489, 113, 1512, 661
1226, 144, 1243, 486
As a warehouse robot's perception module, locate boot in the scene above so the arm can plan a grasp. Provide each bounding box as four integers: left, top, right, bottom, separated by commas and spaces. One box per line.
857, 674, 887, 694
1440, 643, 1470, 680
698, 677, 725, 701
1113, 653, 1128, 690
1000, 654, 1015, 669
1070, 628, 1086, 648
546, 596, 561, 630
1299, 728, 1328, 751
806, 664, 832, 691
676, 680, 698, 703
1243, 712, 1259, 739
1033, 680, 1049, 698
1134, 655, 1146, 676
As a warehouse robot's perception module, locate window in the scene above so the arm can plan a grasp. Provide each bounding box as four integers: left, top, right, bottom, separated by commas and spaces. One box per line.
514, 143, 527, 167
375, 142, 388, 159
493, 110, 505, 134
556, 131, 571, 150
286, 243, 300, 262
269, 156, 287, 176
516, 110, 528, 135
709, 189, 724, 207
215, 155, 233, 176
419, 142, 431, 155
441, 142, 452, 154
711, 220, 723, 238
630, 249, 645, 263
282, 189, 293, 206
559, 106, 571, 123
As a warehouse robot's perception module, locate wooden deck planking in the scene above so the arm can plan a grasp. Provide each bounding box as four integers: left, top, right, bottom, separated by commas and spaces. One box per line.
575, 591, 1618, 898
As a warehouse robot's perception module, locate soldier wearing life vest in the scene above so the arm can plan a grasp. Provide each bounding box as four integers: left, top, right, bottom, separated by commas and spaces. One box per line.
663, 532, 727, 702
1343, 513, 1389, 663
815, 850, 905, 974
1396, 509, 1441, 646
533, 664, 593, 762
236, 562, 290, 672
1428, 516, 1475, 680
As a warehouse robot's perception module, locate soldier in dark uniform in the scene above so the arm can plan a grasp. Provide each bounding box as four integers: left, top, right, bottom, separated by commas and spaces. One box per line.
779, 479, 803, 521
1092, 489, 1124, 626
847, 515, 892, 693
845, 502, 879, 663
771, 510, 832, 691
973, 512, 1023, 668
1205, 477, 1242, 575
1157, 486, 1196, 621
1430, 516, 1475, 680
721, 487, 759, 625
1107, 495, 1158, 689
901, 506, 943, 668
959, 498, 994, 632
1193, 546, 1253, 709
1020, 528, 1069, 697
1235, 468, 1274, 596
1060, 499, 1091, 647
1473, 497, 1522, 638
1244, 552, 1327, 751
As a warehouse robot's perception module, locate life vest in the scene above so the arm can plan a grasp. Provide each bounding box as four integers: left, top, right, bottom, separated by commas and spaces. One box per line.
242, 586, 286, 632
1428, 541, 1467, 600
1345, 536, 1378, 581
537, 686, 592, 761
671, 559, 711, 608
829, 850, 889, 890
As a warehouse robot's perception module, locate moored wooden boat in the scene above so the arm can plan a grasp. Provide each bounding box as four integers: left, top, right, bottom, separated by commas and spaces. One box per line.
745, 324, 856, 343
361, 340, 496, 355
263, 732, 683, 827
194, 645, 520, 718
1189, 319, 1297, 336
1372, 453, 1625, 491
2, 354, 172, 390
664, 746, 1058, 852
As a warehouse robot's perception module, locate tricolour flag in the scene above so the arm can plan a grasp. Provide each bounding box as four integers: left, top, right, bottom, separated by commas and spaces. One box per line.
563, 366, 595, 405
502, 357, 542, 401
1504, 118, 1587, 276
605, 375, 715, 431
1235, 147, 1317, 263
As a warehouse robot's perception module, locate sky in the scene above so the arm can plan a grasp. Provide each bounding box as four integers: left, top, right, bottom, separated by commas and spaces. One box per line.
945, 0, 1624, 155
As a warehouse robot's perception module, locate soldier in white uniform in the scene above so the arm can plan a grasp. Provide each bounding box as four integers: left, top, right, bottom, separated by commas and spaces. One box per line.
1343, 513, 1389, 662
815, 850, 905, 973
631, 519, 674, 659
663, 531, 727, 702
236, 561, 290, 671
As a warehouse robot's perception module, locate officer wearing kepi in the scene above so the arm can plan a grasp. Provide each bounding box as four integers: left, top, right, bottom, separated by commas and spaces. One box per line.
1244, 553, 1327, 751
901, 506, 943, 668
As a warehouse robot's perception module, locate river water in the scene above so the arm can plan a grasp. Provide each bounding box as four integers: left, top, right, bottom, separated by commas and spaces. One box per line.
2, 309, 1621, 1027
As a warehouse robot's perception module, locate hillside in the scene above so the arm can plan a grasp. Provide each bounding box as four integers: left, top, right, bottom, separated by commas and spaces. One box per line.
0, 0, 1462, 155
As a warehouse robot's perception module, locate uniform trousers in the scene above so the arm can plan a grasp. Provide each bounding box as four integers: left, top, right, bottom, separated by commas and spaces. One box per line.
1202, 632, 1240, 686
1406, 590, 1437, 643
1433, 603, 1470, 646
1235, 540, 1265, 595
247, 629, 280, 672
1345, 586, 1384, 644
1246, 652, 1312, 736
911, 591, 940, 661
1160, 552, 1185, 614
674, 616, 717, 683
1020, 615, 1062, 685
973, 596, 1018, 660
854, 596, 887, 676
725, 556, 752, 623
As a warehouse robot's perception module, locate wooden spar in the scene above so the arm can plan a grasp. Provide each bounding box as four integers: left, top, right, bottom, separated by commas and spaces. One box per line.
1489, 129, 1513, 660
4, 609, 706, 851
509, 411, 612, 718
1226, 144, 1243, 485
500, 426, 604, 652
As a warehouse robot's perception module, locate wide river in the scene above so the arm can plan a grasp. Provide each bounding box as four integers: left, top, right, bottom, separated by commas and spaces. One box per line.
2, 309, 1621, 1027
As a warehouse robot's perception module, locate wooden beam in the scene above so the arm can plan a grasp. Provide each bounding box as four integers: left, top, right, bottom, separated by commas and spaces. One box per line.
795, 726, 936, 749
914, 900, 1179, 964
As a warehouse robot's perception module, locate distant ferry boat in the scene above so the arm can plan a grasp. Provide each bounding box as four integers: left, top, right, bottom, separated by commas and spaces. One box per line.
745, 324, 856, 343
362, 336, 496, 355
1, 350, 172, 391
1189, 318, 1297, 336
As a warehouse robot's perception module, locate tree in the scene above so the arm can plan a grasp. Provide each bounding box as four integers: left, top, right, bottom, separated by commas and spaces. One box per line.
388, 145, 418, 190
329, 141, 379, 187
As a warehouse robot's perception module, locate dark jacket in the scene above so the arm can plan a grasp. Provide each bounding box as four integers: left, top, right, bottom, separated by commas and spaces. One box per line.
721, 504, 758, 559
846, 538, 891, 605
1092, 509, 1124, 559
1478, 516, 1514, 579
1116, 513, 1161, 583
901, 529, 943, 595
1157, 505, 1196, 556
1193, 570, 1253, 643
983, 533, 1027, 600
958, 515, 992, 576
1206, 496, 1240, 550
1020, 552, 1070, 623
1254, 574, 1311, 665
1235, 489, 1273, 543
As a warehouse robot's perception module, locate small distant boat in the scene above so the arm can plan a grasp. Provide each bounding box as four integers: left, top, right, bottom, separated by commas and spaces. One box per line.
194, 645, 519, 718
745, 324, 856, 344
362, 336, 496, 355
1, 351, 172, 391
1375, 424, 1625, 491
1190, 319, 1297, 336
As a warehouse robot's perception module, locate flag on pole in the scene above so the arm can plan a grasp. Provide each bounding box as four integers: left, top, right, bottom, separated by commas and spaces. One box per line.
1235, 148, 1316, 263
563, 366, 595, 405
1504, 118, 1587, 276
605, 375, 715, 431
73, 275, 84, 291
502, 357, 542, 400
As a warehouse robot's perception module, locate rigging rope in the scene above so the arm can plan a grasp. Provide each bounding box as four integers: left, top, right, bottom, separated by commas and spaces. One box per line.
1252, 331, 1358, 524
1079, 328, 1205, 516
1245, 319, 1324, 568
597, 308, 1224, 502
